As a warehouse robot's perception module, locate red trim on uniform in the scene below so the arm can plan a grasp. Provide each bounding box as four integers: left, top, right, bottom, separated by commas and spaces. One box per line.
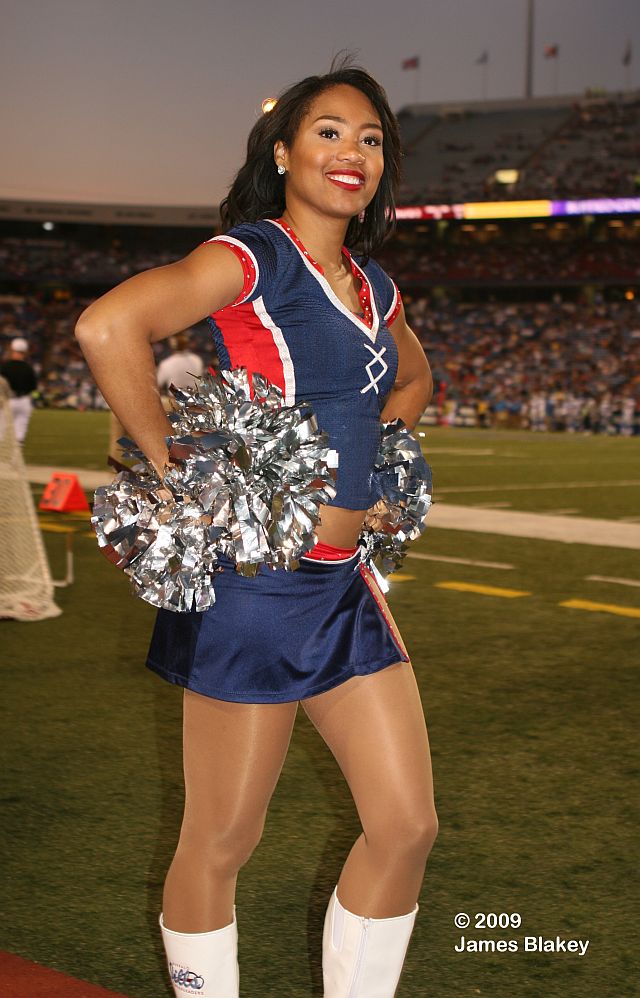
214, 303, 286, 396
304, 542, 359, 561
273, 218, 375, 330
359, 564, 410, 659
342, 247, 375, 329
203, 238, 256, 306
385, 281, 402, 326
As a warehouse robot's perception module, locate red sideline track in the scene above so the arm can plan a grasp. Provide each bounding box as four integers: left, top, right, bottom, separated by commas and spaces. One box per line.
0, 952, 130, 997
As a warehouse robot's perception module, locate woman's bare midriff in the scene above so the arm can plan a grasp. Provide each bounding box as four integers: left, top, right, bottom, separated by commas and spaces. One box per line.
314, 503, 367, 549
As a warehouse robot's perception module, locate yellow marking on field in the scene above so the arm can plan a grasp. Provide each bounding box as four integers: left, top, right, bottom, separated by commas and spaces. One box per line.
40, 523, 76, 534
388, 573, 416, 582
435, 581, 531, 599
560, 599, 640, 619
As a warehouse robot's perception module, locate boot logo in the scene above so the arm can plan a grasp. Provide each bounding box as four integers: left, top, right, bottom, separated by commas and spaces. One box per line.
169, 962, 205, 990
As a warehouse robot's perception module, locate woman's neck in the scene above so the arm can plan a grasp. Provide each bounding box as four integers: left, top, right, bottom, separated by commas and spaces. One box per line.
280, 207, 350, 276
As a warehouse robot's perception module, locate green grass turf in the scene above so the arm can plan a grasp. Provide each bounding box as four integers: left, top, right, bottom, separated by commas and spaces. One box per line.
24, 410, 111, 471
2, 414, 639, 996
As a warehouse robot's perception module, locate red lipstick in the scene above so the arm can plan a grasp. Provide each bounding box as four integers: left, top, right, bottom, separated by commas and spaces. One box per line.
326, 170, 365, 191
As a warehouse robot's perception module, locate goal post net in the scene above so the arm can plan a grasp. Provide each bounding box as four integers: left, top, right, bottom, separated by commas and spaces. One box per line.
0, 377, 61, 621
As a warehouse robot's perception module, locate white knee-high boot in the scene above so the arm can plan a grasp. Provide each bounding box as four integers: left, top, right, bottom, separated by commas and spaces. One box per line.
159, 910, 240, 997
322, 886, 418, 998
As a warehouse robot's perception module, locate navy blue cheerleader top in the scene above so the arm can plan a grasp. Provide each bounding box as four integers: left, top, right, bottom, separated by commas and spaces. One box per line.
204, 217, 403, 511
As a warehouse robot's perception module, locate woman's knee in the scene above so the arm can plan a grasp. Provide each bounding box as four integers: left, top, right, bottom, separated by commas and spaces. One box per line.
177, 811, 267, 875
366, 804, 438, 859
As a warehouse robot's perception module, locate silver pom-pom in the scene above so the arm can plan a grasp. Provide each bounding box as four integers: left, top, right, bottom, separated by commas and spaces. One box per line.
92, 368, 338, 612
358, 420, 432, 582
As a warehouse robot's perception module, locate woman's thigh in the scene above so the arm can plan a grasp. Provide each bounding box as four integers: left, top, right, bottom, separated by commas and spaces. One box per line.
300, 662, 437, 841
179, 690, 299, 852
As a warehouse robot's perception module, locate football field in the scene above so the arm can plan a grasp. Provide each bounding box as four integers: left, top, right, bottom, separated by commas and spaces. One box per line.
1, 411, 638, 997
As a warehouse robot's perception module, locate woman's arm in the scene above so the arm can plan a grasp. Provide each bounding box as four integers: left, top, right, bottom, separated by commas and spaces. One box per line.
380, 302, 432, 431
75, 243, 245, 472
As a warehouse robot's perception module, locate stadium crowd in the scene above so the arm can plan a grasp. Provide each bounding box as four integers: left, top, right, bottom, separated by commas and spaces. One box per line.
377, 231, 639, 284
1, 290, 638, 434
3, 225, 639, 287
0, 236, 180, 285
406, 295, 640, 433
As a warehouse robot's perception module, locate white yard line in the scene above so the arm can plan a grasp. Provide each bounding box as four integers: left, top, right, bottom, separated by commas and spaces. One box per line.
470, 501, 513, 509
407, 552, 515, 570
585, 575, 640, 588
27, 464, 112, 489
423, 448, 495, 455
25, 465, 640, 552
438, 479, 640, 494
541, 508, 581, 515
427, 503, 640, 550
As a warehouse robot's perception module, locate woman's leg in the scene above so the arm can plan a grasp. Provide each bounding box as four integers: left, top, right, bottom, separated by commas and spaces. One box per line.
301, 661, 438, 917
163, 689, 299, 932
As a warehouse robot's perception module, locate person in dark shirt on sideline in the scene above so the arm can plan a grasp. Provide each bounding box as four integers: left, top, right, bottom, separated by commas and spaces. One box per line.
0, 338, 37, 444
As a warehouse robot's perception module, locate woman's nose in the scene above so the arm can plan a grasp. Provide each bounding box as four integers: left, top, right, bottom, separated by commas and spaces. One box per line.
336, 139, 365, 163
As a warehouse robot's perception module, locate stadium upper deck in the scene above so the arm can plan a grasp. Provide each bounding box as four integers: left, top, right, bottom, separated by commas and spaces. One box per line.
397, 90, 640, 205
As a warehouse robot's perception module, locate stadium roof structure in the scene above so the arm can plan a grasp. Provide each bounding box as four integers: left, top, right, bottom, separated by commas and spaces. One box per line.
0, 199, 219, 228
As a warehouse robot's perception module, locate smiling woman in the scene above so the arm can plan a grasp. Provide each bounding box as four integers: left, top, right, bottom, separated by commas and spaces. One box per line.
220, 60, 402, 259
75, 54, 435, 998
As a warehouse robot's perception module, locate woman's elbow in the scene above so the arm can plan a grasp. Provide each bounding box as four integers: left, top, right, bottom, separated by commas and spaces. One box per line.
75, 306, 136, 350
75, 314, 109, 351
75, 302, 102, 343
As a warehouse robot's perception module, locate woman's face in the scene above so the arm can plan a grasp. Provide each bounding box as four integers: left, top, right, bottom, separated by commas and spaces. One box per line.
275, 84, 385, 221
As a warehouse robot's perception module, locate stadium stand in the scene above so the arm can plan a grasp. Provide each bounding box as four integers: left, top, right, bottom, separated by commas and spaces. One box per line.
404, 296, 639, 433
398, 91, 640, 204
376, 216, 640, 285
0, 274, 637, 431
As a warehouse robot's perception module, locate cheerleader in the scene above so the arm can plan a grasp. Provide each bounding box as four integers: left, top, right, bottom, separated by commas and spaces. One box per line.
76, 57, 437, 997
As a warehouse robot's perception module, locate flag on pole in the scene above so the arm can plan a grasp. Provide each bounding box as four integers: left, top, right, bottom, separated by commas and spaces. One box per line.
476, 50, 489, 65
402, 56, 420, 70
622, 40, 632, 66
544, 44, 559, 59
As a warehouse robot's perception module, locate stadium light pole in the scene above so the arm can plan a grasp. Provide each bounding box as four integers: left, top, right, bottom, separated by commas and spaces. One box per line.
525, 0, 534, 98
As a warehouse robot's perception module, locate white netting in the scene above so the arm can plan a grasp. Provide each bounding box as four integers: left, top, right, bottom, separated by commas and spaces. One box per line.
0, 378, 61, 621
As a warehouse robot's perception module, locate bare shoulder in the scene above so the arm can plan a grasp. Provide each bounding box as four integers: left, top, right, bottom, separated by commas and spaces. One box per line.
387, 300, 413, 341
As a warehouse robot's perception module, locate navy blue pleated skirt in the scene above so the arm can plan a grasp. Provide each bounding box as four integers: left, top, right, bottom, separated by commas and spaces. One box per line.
145, 550, 410, 703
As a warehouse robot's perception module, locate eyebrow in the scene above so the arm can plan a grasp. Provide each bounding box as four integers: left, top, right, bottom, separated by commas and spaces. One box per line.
312, 114, 383, 131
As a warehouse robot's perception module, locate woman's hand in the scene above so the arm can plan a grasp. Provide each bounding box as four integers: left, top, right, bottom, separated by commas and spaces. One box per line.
363, 498, 395, 533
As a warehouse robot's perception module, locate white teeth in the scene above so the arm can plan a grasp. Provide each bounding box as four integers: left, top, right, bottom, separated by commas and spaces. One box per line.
328, 174, 363, 185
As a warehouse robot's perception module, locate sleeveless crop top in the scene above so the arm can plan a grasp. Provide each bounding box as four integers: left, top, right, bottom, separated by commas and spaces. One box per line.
203, 218, 403, 511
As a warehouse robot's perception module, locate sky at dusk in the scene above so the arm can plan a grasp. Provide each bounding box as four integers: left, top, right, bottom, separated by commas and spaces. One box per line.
2, 0, 638, 207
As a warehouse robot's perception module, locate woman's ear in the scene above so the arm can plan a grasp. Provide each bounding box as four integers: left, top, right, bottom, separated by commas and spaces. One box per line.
273, 140, 288, 172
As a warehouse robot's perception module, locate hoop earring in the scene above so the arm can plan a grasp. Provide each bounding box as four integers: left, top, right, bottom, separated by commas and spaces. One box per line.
277, 164, 286, 175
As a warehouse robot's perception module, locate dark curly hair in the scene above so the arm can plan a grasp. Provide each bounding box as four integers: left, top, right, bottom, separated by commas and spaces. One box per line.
220, 55, 401, 258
